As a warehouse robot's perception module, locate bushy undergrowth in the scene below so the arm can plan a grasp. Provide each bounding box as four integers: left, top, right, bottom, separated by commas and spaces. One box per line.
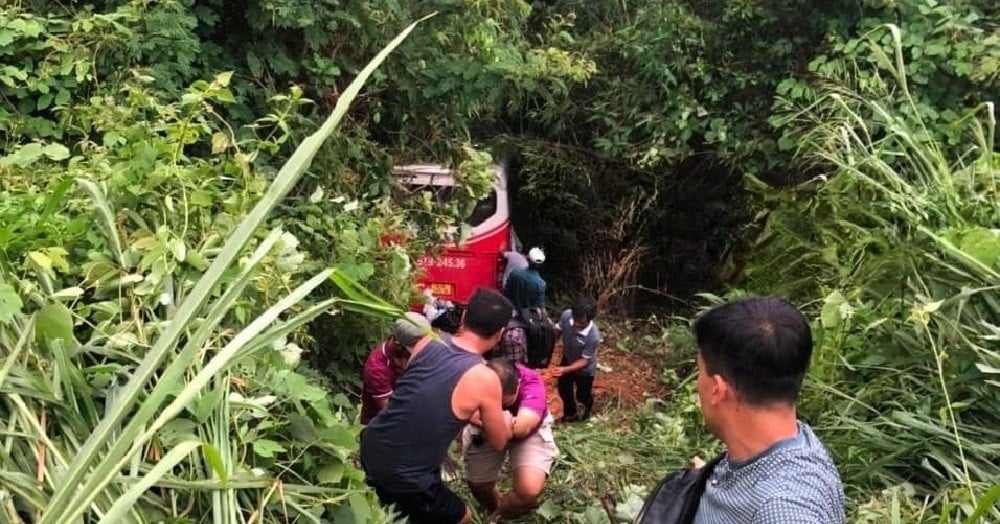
0, 11, 489, 523
515, 25, 1000, 519
735, 24, 1000, 523
2, 2, 999, 523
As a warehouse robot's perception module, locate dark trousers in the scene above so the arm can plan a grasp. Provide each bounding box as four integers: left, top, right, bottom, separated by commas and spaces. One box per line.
557, 373, 594, 418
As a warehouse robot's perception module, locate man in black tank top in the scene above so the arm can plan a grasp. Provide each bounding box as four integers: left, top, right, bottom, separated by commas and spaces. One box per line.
360, 288, 516, 524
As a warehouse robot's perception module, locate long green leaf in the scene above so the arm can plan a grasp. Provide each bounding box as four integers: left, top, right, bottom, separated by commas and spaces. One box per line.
41, 14, 434, 522
8, 394, 70, 474
97, 440, 202, 524
93, 270, 335, 518
144, 270, 333, 440
335, 299, 407, 317
0, 316, 32, 387
330, 269, 402, 310
0, 471, 48, 512
53, 228, 283, 516
208, 375, 236, 524
236, 298, 338, 359
919, 226, 1000, 281
963, 483, 1000, 524
71, 270, 333, 517
74, 179, 125, 267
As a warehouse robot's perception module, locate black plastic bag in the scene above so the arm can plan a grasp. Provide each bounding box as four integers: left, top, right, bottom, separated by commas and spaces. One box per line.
518, 307, 555, 369
430, 303, 464, 334
634, 454, 724, 524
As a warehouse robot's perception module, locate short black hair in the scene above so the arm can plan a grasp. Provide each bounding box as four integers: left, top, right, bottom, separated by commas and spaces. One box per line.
487, 359, 519, 397
463, 288, 514, 338
692, 296, 812, 406
571, 297, 597, 322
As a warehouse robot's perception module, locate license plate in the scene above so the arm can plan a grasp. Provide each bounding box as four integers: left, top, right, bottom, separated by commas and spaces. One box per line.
430, 283, 453, 296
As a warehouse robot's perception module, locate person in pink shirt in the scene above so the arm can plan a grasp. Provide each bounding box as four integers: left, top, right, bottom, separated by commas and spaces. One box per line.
361, 312, 431, 425
462, 359, 558, 519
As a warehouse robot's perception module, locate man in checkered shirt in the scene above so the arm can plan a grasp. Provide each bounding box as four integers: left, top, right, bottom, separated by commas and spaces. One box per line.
690, 297, 845, 524
486, 314, 528, 366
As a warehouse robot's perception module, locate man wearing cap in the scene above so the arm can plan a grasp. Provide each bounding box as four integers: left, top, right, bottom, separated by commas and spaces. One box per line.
503, 246, 547, 309
360, 312, 431, 425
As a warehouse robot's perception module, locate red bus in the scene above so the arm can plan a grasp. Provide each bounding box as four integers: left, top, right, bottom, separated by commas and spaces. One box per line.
392, 163, 517, 306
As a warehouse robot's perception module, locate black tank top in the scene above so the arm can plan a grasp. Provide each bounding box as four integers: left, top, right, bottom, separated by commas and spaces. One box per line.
360, 336, 483, 491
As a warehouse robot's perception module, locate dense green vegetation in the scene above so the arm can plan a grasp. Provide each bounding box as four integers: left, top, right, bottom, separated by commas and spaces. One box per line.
0, 0, 997, 522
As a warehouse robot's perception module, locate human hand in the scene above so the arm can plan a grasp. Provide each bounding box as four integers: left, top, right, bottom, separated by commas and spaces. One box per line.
469, 412, 483, 428
691, 456, 706, 469
502, 410, 514, 430
552, 366, 565, 377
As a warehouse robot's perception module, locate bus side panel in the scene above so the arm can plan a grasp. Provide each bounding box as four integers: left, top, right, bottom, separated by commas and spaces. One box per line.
415, 221, 510, 305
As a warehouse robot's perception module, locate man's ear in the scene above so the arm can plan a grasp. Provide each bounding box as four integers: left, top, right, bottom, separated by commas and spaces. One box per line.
710, 374, 731, 405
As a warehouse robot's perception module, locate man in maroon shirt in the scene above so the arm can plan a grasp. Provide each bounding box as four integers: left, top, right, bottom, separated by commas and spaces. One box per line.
361, 312, 431, 424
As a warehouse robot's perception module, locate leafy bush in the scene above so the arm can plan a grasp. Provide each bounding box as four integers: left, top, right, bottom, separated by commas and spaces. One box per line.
0, 12, 431, 523
740, 23, 1000, 522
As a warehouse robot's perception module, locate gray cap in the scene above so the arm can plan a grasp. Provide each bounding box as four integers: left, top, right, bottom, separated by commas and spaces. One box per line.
393, 312, 431, 348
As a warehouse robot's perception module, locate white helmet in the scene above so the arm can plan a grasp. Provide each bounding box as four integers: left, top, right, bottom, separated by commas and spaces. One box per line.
527, 247, 546, 264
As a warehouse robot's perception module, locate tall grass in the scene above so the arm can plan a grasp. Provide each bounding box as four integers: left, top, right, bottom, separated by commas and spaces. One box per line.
748, 23, 999, 522
0, 15, 430, 523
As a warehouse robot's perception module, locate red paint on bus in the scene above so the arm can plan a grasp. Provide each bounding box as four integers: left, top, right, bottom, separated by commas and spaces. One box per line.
393, 164, 516, 305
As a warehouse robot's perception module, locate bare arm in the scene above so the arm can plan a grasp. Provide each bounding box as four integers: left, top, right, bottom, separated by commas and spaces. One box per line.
453, 365, 512, 450
552, 309, 569, 338
511, 409, 541, 439
476, 371, 513, 450
558, 358, 588, 374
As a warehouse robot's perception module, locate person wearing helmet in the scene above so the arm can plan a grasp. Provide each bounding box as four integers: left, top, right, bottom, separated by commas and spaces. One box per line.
361, 312, 432, 425
502, 247, 547, 309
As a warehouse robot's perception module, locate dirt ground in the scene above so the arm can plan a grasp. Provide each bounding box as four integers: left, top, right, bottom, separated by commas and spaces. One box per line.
538, 341, 669, 420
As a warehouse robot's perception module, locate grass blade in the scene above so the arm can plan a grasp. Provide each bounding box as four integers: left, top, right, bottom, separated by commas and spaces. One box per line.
74, 270, 333, 515
52, 228, 283, 515
97, 440, 202, 524
74, 179, 125, 267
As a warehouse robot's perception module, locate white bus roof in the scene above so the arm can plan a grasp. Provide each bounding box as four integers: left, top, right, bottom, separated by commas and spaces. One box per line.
392, 164, 507, 189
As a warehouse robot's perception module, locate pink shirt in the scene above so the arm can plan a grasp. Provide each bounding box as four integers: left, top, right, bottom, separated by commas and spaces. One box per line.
514, 364, 548, 433
361, 340, 404, 424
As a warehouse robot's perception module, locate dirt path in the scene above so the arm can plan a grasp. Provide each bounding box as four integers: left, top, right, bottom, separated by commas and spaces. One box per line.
538, 342, 669, 420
